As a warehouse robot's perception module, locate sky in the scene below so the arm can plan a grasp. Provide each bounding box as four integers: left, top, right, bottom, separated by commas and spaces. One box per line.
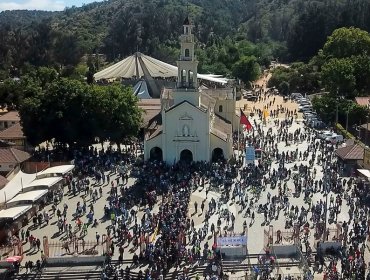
0, 0, 104, 11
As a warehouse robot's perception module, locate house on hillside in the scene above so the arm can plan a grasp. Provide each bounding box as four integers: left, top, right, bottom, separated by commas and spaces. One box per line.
335, 141, 364, 176
0, 111, 20, 131
0, 148, 31, 176
0, 123, 29, 151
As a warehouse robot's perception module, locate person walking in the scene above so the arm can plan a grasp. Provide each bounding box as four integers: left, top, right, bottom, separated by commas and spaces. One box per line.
96, 232, 100, 245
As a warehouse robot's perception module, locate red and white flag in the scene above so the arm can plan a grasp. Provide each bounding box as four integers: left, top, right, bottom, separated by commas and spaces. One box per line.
240, 109, 252, 131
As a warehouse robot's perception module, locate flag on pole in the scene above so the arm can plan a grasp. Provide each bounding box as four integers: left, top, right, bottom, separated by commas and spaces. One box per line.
263, 109, 270, 119
240, 109, 252, 131
151, 222, 159, 243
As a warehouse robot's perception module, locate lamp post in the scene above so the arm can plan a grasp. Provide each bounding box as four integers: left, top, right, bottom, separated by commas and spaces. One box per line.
335, 91, 339, 127
323, 161, 329, 242
345, 109, 349, 131
366, 114, 369, 146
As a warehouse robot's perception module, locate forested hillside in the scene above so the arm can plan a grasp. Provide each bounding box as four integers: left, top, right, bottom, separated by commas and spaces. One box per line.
0, 10, 56, 28
0, 0, 370, 78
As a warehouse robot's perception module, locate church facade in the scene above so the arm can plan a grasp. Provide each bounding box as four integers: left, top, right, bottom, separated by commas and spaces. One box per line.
144, 18, 236, 163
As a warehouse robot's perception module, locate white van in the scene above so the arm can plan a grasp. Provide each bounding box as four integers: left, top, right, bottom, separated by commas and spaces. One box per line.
318, 131, 333, 139
325, 134, 344, 144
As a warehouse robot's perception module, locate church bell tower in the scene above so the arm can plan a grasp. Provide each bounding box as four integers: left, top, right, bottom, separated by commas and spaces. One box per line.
173, 16, 200, 106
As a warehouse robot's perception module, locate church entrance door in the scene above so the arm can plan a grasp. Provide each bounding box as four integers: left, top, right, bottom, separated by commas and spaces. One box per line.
180, 149, 193, 163
150, 147, 163, 161
212, 148, 224, 162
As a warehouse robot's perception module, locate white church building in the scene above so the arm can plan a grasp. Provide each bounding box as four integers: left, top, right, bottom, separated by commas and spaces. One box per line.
144, 17, 237, 163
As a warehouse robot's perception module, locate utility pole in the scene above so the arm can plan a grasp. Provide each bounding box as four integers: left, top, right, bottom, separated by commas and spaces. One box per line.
335, 97, 339, 127
323, 162, 329, 242
346, 109, 349, 131
366, 114, 369, 146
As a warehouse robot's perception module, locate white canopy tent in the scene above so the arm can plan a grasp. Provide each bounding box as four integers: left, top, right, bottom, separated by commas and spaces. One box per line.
133, 80, 152, 99
8, 190, 48, 205
358, 169, 370, 179
0, 171, 36, 206
36, 165, 74, 179
23, 177, 63, 192
94, 52, 228, 84
0, 205, 32, 220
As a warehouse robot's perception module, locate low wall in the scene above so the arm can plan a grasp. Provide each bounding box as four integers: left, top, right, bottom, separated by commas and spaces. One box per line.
317, 242, 341, 255
22, 162, 71, 174
46, 256, 106, 266
272, 245, 298, 258
217, 246, 247, 258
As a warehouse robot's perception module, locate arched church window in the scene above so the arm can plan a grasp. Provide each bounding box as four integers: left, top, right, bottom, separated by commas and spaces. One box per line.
185, 49, 190, 58
181, 70, 186, 86
188, 71, 194, 87
219, 105, 223, 113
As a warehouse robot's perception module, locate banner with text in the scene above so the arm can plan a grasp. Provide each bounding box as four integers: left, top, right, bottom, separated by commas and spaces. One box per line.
217, 236, 247, 246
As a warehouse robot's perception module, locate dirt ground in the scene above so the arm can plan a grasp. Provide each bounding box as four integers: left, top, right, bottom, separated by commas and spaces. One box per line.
236, 73, 303, 119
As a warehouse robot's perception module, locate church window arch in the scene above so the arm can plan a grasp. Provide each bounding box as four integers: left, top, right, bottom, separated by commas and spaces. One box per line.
181, 70, 186, 86
219, 105, 223, 113
188, 70, 194, 87
185, 49, 190, 58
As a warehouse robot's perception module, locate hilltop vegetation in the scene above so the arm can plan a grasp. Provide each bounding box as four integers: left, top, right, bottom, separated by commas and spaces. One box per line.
1, 0, 370, 79
0, 0, 370, 146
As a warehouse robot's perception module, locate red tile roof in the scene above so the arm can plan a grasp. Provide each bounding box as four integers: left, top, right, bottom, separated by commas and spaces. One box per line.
335, 144, 364, 160
0, 111, 20, 122
355, 97, 370, 107
139, 100, 161, 128
0, 148, 31, 164
0, 123, 25, 139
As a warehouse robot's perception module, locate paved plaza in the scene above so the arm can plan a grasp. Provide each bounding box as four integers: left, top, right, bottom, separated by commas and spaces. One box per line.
10, 81, 370, 280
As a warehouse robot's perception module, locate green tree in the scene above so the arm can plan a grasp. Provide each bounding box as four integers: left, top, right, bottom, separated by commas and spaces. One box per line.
232, 56, 261, 86
19, 92, 45, 145
279, 81, 290, 96
95, 84, 142, 147
312, 94, 367, 127
54, 33, 84, 67
321, 58, 356, 97
351, 54, 370, 94
287, 3, 327, 61
322, 27, 370, 59
19, 78, 142, 147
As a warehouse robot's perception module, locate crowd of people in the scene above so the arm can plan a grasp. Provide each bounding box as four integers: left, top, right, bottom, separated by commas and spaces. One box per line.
7, 87, 370, 280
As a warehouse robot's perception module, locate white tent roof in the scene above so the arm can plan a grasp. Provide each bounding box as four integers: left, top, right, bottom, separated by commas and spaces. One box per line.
0, 205, 32, 220
94, 52, 228, 84
133, 80, 152, 99
358, 169, 370, 178
36, 165, 74, 178
0, 171, 36, 205
8, 190, 48, 204
23, 177, 63, 192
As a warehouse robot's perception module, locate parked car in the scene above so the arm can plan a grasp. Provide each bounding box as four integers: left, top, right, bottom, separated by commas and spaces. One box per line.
325, 134, 344, 144
308, 119, 325, 128
318, 131, 334, 139
299, 101, 312, 106
304, 111, 316, 116
299, 106, 313, 112
291, 93, 303, 100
